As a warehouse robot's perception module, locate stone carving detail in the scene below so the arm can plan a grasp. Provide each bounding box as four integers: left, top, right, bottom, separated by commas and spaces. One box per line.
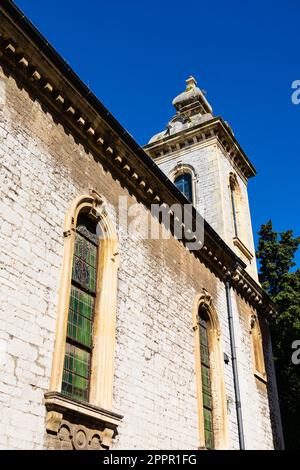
250, 313, 258, 331
46, 416, 113, 450
90, 434, 103, 450
199, 288, 213, 309
88, 189, 107, 222
58, 424, 73, 450
72, 426, 88, 450
45, 410, 63, 433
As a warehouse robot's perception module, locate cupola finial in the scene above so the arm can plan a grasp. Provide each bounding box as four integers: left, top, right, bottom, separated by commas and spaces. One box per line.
185, 76, 197, 91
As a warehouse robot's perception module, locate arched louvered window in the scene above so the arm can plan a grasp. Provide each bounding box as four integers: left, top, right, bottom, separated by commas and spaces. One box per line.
62, 213, 99, 401
199, 307, 214, 449
174, 173, 193, 202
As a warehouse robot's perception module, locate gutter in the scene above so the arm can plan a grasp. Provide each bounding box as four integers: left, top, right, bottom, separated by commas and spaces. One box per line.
225, 275, 245, 450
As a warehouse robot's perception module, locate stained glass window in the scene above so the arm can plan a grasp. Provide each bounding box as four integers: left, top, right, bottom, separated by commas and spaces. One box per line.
174, 173, 193, 202
199, 308, 214, 450
62, 213, 99, 401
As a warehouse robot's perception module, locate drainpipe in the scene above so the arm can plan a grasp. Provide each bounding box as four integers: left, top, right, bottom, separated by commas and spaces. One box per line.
225, 276, 245, 450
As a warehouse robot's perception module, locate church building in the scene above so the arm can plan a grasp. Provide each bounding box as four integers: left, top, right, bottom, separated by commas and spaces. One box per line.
0, 0, 284, 450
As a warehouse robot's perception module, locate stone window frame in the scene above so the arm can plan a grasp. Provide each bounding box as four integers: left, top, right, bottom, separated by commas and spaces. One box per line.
45, 190, 122, 449
250, 313, 267, 383
169, 163, 197, 206
193, 290, 228, 450
229, 172, 253, 263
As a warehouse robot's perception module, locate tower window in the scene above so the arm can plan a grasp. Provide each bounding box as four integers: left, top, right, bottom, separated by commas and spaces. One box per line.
174, 173, 193, 202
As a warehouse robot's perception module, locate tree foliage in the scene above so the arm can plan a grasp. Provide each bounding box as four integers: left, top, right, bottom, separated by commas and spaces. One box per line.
256, 220, 300, 449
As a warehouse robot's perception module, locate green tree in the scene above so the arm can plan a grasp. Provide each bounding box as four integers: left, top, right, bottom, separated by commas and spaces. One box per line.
256, 220, 300, 449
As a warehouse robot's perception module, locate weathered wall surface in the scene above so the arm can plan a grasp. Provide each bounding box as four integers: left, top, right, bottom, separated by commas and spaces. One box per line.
0, 66, 277, 450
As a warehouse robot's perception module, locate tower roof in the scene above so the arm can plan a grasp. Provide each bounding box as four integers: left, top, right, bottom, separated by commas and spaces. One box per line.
148, 76, 214, 144
172, 76, 212, 114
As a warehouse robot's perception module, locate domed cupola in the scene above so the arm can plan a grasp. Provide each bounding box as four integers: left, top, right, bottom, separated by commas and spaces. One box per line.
148, 76, 213, 144
172, 76, 212, 115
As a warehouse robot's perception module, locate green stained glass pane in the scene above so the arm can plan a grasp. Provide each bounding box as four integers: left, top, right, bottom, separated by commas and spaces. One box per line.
67, 311, 92, 347
64, 343, 89, 378
62, 343, 90, 401
200, 325, 208, 345
202, 391, 212, 409
203, 408, 213, 432
201, 344, 209, 366
67, 286, 93, 347
69, 285, 94, 319
201, 365, 211, 385
204, 430, 214, 450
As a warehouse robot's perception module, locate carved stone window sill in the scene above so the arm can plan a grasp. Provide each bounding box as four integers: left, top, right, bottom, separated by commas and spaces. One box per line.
233, 237, 253, 262
44, 391, 123, 450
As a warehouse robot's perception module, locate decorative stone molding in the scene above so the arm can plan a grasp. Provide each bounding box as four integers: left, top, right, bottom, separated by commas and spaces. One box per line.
250, 313, 258, 331
45, 392, 123, 450
45, 410, 63, 434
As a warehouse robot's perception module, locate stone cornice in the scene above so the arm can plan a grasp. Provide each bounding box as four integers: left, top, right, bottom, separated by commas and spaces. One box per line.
144, 117, 257, 182
0, 1, 275, 319
231, 266, 277, 318
44, 392, 123, 429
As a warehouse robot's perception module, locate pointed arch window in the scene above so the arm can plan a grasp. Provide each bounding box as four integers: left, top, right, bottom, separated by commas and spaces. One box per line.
174, 173, 193, 202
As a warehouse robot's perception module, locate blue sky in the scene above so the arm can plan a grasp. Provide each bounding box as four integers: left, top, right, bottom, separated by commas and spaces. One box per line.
16, 0, 300, 268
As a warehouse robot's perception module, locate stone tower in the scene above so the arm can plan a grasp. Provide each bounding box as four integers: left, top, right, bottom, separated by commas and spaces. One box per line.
144, 76, 258, 280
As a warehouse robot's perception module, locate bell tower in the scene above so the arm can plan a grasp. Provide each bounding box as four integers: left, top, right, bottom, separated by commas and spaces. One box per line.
144, 76, 258, 280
